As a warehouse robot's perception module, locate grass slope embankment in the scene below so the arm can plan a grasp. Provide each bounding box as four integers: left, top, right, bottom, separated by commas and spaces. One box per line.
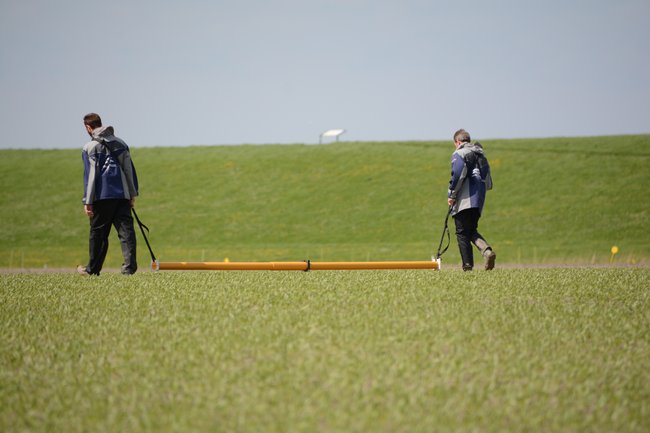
0, 135, 649, 268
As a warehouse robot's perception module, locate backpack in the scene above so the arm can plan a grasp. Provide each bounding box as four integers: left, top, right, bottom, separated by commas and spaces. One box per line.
463, 142, 493, 190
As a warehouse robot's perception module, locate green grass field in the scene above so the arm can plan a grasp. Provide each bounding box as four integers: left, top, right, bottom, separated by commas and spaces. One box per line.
1, 135, 649, 268
1, 136, 650, 432
2, 269, 649, 433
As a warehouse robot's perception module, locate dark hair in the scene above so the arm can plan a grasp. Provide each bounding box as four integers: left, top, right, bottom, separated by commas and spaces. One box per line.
453, 129, 471, 143
83, 113, 102, 129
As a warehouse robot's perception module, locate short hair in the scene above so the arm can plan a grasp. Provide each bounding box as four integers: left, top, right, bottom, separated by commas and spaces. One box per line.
83, 113, 102, 129
453, 129, 471, 143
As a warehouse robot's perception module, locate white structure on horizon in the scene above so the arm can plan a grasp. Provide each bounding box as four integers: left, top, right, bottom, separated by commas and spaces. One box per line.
319, 129, 346, 144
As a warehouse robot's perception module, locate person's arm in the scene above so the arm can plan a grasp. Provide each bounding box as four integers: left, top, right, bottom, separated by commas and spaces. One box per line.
82, 147, 97, 216
447, 152, 467, 206
116, 145, 139, 200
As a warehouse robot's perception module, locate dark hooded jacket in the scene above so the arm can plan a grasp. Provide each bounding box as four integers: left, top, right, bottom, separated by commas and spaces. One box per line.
447, 142, 492, 216
82, 126, 139, 205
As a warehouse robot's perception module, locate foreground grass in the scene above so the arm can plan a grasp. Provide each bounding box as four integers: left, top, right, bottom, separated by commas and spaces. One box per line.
1, 268, 649, 432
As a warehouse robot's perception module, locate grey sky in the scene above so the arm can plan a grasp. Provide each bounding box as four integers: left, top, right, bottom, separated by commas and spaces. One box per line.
1, 0, 648, 148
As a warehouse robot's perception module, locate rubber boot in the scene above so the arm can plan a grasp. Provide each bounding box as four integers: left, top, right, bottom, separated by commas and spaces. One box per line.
473, 238, 496, 270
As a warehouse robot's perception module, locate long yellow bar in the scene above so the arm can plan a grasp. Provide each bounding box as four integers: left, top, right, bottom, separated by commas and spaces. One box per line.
152, 259, 440, 271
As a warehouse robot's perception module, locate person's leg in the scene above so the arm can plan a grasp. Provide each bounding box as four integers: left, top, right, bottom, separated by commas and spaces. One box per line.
472, 235, 496, 270
113, 200, 138, 275
86, 200, 117, 275
465, 209, 496, 270
454, 209, 479, 271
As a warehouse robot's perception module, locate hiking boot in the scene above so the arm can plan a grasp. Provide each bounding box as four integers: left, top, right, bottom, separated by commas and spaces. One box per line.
76, 265, 91, 276
483, 249, 496, 270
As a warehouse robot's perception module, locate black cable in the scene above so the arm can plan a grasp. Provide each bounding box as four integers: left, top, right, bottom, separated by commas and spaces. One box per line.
132, 208, 157, 263
435, 206, 453, 260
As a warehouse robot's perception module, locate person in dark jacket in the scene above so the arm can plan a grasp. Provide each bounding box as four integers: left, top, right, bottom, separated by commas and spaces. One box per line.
447, 129, 496, 271
77, 113, 139, 275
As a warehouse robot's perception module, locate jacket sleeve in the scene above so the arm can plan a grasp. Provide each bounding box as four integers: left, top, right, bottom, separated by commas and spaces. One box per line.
447, 152, 467, 199
131, 160, 139, 196
82, 148, 97, 205
117, 149, 139, 199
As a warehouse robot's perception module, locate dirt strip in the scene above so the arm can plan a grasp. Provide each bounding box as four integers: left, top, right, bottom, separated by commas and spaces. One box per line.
1, 262, 649, 274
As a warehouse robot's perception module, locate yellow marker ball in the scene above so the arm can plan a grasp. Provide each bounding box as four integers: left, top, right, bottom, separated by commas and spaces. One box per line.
611, 246, 619, 255
224, 257, 230, 262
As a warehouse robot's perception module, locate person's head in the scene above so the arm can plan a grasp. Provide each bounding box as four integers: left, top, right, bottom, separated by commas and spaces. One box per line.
83, 113, 102, 136
453, 129, 471, 147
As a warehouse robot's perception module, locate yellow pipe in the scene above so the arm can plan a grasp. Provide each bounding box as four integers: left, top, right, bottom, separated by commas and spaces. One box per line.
152, 259, 440, 271
309, 261, 438, 270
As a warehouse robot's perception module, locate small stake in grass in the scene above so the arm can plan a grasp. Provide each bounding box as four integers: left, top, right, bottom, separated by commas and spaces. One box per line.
610, 246, 619, 264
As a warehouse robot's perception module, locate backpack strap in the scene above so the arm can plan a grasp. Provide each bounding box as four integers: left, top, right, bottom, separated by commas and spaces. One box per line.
95, 137, 123, 168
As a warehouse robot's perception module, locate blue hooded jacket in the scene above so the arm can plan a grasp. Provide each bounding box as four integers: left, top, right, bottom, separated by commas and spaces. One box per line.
82, 126, 139, 205
447, 142, 492, 216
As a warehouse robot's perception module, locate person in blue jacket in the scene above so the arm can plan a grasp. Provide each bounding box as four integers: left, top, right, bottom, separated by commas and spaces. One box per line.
78, 113, 139, 275
447, 129, 496, 271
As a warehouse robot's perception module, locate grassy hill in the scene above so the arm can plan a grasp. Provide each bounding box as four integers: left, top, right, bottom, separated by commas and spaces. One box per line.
1, 135, 649, 268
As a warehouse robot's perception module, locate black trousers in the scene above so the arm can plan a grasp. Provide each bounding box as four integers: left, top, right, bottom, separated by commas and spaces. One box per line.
453, 208, 488, 271
86, 199, 137, 275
